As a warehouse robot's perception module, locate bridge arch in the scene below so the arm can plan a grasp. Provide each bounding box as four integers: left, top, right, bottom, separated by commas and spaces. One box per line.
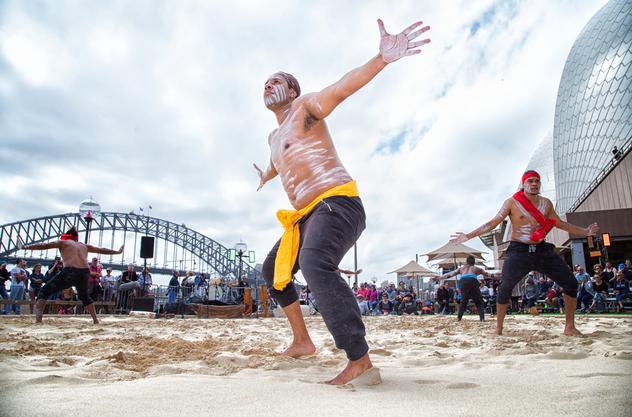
0, 212, 262, 282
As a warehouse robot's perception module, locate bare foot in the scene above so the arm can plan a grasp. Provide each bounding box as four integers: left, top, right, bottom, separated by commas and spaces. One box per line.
281, 340, 316, 358
563, 327, 583, 337
327, 353, 377, 385
495, 328, 503, 335
93, 318, 100, 325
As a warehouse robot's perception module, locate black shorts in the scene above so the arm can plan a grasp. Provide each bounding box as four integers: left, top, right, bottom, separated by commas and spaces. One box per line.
38, 267, 93, 306
498, 242, 577, 304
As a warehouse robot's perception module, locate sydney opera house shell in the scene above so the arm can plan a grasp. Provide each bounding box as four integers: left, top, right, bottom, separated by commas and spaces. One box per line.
484, 0, 632, 268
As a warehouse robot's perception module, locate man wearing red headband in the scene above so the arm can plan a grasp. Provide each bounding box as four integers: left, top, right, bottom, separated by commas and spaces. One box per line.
20, 226, 124, 324
450, 170, 598, 336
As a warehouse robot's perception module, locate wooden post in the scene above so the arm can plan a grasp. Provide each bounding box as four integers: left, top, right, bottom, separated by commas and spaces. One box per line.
243, 287, 253, 317
259, 284, 270, 318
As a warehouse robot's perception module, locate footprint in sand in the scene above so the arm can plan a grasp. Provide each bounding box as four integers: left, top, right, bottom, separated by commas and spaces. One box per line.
370, 348, 393, 356
544, 352, 589, 360
446, 382, 480, 389
28, 375, 85, 385
414, 379, 440, 385
612, 351, 632, 360
569, 372, 626, 378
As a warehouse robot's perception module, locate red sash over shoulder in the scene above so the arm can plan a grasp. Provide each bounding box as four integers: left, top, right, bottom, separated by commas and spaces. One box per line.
512, 190, 557, 243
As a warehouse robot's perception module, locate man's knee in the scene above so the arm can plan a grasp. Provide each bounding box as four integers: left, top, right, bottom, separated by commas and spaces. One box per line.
298, 251, 334, 278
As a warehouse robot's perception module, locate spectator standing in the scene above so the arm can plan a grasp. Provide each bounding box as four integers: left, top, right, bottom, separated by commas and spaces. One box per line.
44, 257, 63, 300
140, 267, 153, 295
119, 264, 140, 294
117, 264, 140, 311
4, 259, 27, 314
576, 275, 595, 312
87, 259, 103, 302
0, 263, 10, 306
46, 257, 63, 279
28, 264, 45, 313
167, 271, 180, 304
101, 267, 118, 301
181, 272, 194, 300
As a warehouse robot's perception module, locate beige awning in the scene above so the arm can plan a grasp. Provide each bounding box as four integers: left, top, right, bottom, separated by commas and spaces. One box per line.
422, 242, 486, 262
388, 260, 434, 276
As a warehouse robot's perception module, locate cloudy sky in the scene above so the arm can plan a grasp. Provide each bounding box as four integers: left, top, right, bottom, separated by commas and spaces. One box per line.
0, 0, 608, 282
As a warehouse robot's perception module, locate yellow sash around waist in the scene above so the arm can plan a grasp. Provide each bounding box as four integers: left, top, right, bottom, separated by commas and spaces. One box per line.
273, 180, 359, 290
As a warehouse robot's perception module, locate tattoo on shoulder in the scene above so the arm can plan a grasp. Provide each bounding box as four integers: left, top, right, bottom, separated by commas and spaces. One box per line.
304, 113, 318, 131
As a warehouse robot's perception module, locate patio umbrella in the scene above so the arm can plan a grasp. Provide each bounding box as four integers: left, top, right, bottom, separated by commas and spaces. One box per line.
430, 256, 486, 269
422, 242, 486, 263
388, 260, 435, 295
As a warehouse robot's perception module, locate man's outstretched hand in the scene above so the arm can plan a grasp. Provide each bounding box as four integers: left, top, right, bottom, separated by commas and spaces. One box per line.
253, 163, 265, 191
378, 19, 431, 64
585, 222, 599, 236
449, 232, 469, 244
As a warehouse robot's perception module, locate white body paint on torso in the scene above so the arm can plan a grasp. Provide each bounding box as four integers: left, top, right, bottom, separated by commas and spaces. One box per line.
269, 98, 352, 210
510, 195, 550, 243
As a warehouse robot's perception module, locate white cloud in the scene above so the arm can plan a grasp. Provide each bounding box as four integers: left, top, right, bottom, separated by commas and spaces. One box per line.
0, 0, 609, 282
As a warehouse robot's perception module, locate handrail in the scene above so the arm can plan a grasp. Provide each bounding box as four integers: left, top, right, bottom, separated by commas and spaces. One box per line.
566, 137, 631, 213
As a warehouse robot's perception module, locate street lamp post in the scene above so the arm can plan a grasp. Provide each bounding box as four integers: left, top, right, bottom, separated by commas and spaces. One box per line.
79, 198, 101, 245
234, 241, 248, 283
229, 240, 256, 313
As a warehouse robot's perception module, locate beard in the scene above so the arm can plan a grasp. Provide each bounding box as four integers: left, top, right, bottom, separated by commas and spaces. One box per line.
524, 186, 541, 195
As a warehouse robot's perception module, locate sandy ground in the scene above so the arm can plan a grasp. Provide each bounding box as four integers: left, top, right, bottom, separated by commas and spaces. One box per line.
0, 314, 631, 417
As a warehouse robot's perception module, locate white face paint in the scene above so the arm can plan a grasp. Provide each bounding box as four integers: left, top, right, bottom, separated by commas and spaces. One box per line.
264, 84, 288, 107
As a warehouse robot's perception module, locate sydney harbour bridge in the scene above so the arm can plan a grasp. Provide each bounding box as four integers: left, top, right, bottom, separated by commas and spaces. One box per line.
0, 210, 262, 284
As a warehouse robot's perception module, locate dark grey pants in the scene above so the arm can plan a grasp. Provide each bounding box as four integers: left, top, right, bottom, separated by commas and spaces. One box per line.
498, 241, 577, 304
457, 278, 485, 321
262, 196, 367, 361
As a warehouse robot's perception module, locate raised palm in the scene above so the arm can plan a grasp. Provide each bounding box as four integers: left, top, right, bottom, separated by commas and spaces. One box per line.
378, 19, 431, 63
449, 232, 468, 244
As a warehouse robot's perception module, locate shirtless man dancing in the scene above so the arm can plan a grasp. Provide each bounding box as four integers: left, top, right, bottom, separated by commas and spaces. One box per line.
450, 170, 598, 336
20, 226, 124, 324
432, 255, 497, 322
254, 19, 430, 385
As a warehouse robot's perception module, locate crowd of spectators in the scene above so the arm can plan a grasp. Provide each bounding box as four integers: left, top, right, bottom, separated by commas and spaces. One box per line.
0, 256, 250, 315
349, 258, 632, 317
3, 257, 631, 317
351, 281, 435, 316
573, 260, 632, 313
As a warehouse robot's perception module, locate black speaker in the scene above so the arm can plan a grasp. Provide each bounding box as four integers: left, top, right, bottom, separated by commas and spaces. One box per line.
140, 236, 154, 259
133, 296, 155, 312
